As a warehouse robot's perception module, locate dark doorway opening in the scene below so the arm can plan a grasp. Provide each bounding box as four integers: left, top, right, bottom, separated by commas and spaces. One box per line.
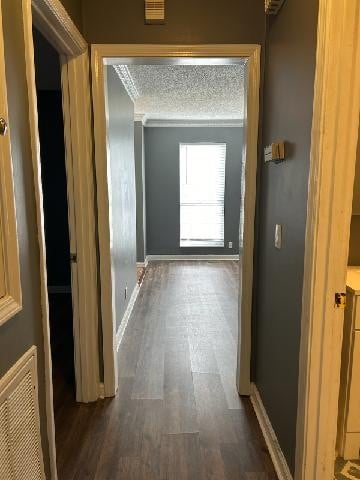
33, 27, 75, 412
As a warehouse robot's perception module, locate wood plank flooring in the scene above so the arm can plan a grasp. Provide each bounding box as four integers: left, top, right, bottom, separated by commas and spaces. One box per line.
55, 261, 277, 480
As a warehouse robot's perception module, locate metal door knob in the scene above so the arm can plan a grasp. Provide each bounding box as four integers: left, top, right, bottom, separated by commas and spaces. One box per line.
0, 117, 8, 136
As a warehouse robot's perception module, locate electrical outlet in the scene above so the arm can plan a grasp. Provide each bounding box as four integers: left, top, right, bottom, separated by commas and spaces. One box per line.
125, 286, 128, 300
228, 241, 233, 249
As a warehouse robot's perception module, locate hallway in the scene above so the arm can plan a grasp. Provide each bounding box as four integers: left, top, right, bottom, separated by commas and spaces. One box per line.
55, 262, 277, 479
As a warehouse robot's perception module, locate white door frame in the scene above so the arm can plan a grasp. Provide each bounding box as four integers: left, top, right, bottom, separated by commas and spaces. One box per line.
91, 44, 261, 397
20, 0, 100, 477
295, 0, 360, 478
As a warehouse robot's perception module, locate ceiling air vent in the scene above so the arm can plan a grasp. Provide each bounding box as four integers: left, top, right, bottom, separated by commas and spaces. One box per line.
145, 0, 165, 24
265, 0, 285, 14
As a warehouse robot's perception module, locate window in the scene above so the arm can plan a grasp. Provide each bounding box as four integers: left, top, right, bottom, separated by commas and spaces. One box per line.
180, 143, 226, 247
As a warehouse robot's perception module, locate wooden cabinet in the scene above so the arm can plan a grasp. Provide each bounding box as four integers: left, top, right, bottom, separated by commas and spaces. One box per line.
338, 268, 360, 459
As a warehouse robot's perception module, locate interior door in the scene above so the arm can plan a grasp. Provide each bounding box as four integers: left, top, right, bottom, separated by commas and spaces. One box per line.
60, 57, 82, 401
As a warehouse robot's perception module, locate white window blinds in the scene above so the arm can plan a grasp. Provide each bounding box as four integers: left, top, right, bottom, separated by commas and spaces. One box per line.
180, 143, 226, 247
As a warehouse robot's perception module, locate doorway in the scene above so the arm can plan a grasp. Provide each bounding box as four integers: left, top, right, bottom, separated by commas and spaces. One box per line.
32, 27, 75, 413
334, 130, 360, 480
91, 45, 260, 399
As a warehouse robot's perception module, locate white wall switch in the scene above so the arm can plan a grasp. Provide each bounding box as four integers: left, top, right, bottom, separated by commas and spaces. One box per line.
275, 224, 282, 249
228, 241, 233, 249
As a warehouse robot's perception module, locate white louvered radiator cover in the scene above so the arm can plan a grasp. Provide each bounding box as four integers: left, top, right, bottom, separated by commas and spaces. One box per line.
0, 346, 45, 480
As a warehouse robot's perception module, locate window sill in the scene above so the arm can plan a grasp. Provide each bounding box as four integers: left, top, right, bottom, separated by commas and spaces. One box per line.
180, 240, 225, 248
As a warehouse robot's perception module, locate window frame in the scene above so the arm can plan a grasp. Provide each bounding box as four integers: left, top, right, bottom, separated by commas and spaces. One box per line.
179, 141, 227, 249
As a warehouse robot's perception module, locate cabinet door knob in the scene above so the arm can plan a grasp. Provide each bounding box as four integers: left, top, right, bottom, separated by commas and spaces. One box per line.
0, 117, 8, 136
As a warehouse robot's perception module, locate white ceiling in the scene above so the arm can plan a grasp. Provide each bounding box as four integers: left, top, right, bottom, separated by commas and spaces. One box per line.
115, 64, 246, 124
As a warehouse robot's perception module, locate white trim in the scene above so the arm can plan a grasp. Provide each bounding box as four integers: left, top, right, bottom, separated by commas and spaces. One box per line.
22, 2, 57, 477
146, 254, 239, 261
136, 258, 149, 268
31, 0, 86, 55
91, 44, 260, 400
295, 0, 360, 478
134, 113, 146, 123
116, 284, 140, 351
143, 118, 244, 128
98, 382, 105, 399
251, 384, 293, 480
113, 65, 139, 102
96, 43, 261, 59
236, 45, 261, 396
0, 4, 22, 326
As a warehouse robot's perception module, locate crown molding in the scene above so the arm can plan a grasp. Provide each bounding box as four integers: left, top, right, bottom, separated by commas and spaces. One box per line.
113, 65, 139, 102
143, 118, 244, 128
134, 113, 146, 124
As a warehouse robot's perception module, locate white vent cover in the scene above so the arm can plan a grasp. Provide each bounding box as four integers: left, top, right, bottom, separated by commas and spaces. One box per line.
145, 0, 165, 24
265, 0, 285, 14
0, 347, 45, 480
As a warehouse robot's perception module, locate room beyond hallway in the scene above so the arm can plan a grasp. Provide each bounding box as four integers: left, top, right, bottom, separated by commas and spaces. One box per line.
55, 262, 277, 479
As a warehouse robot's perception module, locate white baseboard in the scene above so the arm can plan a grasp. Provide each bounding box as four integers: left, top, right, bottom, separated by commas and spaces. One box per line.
250, 384, 293, 480
47, 285, 71, 294
136, 256, 149, 268
98, 383, 105, 399
146, 254, 239, 261
115, 284, 140, 352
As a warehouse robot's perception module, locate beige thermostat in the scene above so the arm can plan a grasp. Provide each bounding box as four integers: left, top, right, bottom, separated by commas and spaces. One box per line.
264, 141, 285, 163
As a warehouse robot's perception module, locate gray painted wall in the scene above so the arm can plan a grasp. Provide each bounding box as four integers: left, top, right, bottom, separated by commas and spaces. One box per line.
61, 0, 83, 31
134, 121, 146, 263
0, 0, 51, 475
144, 127, 243, 255
81, 0, 265, 45
105, 67, 137, 330
253, 0, 319, 472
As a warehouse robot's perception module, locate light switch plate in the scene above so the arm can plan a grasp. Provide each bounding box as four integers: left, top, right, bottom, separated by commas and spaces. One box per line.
275, 224, 282, 249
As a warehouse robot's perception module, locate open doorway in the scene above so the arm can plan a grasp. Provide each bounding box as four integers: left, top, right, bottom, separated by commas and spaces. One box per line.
104, 60, 244, 399
334, 129, 360, 480
91, 45, 260, 403
32, 27, 75, 412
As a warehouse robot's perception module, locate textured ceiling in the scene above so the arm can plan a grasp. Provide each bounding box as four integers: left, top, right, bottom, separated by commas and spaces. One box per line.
116, 64, 246, 122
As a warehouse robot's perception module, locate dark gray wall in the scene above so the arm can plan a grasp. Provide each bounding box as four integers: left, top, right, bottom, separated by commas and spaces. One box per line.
0, 0, 51, 475
106, 67, 137, 329
134, 121, 146, 263
81, 0, 265, 44
61, 0, 83, 32
144, 127, 243, 255
253, 0, 319, 472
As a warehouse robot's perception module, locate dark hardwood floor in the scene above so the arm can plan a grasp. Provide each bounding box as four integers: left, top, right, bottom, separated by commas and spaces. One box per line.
55, 261, 277, 480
